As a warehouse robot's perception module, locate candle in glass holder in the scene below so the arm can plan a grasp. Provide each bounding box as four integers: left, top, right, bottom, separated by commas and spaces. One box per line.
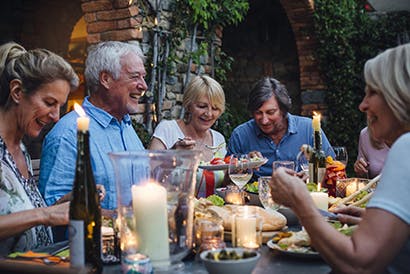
225, 185, 244, 205
132, 181, 170, 266
232, 206, 261, 249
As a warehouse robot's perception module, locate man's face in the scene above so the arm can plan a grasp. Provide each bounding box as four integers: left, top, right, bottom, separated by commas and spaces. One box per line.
253, 95, 286, 135
106, 52, 147, 119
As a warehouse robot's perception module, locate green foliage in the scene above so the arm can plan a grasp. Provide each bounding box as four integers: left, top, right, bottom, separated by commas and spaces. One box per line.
313, 0, 410, 174
212, 103, 249, 140
131, 118, 151, 148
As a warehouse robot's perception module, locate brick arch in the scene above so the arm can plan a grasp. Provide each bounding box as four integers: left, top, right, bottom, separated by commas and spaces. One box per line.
279, 0, 327, 115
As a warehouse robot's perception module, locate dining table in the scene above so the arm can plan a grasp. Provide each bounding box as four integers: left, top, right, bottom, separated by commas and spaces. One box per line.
0, 233, 332, 274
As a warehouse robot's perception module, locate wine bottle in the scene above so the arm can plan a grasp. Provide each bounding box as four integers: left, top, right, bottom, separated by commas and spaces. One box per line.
309, 114, 326, 184
69, 113, 102, 274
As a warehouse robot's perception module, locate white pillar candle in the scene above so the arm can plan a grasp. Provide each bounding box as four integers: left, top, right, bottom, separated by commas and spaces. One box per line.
132, 181, 170, 267
74, 103, 90, 131
310, 192, 328, 211
312, 112, 321, 131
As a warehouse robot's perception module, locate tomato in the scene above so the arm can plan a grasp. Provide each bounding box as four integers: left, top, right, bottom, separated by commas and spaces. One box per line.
210, 158, 224, 165
224, 155, 232, 164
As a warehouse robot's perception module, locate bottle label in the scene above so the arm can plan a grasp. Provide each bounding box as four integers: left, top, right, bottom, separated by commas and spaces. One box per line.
318, 167, 326, 184
69, 220, 85, 267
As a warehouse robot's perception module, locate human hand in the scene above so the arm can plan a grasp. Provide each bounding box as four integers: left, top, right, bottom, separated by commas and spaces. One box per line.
173, 137, 196, 150
331, 205, 365, 225
354, 158, 369, 177
248, 151, 263, 159
269, 167, 307, 208
42, 202, 69, 226
97, 184, 106, 201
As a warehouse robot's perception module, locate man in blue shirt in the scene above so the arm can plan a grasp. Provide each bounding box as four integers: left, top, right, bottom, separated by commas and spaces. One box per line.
39, 41, 147, 210
227, 77, 334, 178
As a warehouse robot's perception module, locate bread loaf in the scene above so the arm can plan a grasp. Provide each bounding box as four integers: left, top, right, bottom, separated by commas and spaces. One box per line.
207, 205, 286, 231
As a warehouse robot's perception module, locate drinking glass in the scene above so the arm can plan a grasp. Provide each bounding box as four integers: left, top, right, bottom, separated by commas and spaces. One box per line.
258, 176, 280, 212
296, 151, 309, 175
228, 154, 253, 189
272, 160, 295, 171
332, 146, 348, 166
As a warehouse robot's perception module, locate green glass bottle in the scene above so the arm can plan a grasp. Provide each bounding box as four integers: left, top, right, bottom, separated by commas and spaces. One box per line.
309, 115, 326, 185
69, 119, 102, 274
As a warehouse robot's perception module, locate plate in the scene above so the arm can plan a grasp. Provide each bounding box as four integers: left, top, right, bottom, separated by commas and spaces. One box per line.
199, 158, 268, 171
266, 240, 320, 258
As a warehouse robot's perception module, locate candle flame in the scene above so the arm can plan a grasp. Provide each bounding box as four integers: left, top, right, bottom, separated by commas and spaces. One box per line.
154, 18, 158, 26
313, 111, 321, 120
74, 103, 86, 117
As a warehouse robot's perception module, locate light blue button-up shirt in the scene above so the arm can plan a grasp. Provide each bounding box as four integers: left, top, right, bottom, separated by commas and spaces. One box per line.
39, 97, 145, 210
227, 113, 334, 177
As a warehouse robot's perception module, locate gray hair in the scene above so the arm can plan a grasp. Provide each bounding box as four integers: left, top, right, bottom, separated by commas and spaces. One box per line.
0, 42, 79, 107
364, 43, 410, 126
247, 77, 292, 114
84, 41, 145, 94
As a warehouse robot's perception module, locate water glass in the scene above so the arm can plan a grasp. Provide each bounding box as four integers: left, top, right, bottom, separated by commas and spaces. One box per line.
273, 160, 295, 171
258, 176, 280, 212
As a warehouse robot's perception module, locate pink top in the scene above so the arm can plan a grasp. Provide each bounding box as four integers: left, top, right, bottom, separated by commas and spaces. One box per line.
357, 127, 389, 178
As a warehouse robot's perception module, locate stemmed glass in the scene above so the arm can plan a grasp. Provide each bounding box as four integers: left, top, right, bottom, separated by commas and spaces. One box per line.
228, 154, 253, 189
332, 146, 348, 166
296, 151, 309, 176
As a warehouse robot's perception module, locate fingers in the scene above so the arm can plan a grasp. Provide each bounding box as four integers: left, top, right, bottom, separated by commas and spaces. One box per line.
174, 137, 195, 149
97, 184, 106, 201
336, 213, 362, 225
248, 151, 263, 158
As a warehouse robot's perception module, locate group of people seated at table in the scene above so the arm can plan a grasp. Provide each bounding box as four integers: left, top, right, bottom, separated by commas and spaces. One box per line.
0, 39, 408, 274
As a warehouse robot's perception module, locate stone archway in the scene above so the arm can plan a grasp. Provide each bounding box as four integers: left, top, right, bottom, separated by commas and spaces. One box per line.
279, 0, 327, 116
222, 0, 326, 117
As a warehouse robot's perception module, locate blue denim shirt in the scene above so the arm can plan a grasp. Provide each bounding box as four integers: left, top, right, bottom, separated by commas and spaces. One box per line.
39, 97, 144, 210
227, 113, 334, 177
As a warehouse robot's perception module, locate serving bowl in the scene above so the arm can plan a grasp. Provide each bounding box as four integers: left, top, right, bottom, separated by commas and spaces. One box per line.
200, 247, 261, 274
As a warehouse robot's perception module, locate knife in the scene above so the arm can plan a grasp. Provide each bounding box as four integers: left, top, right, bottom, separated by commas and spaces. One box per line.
318, 209, 338, 220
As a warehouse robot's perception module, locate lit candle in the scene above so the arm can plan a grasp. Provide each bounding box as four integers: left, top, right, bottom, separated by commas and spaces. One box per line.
225, 191, 244, 205
132, 181, 170, 267
310, 183, 328, 211
234, 206, 258, 248
312, 112, 321, 132
74, 103, 89, 131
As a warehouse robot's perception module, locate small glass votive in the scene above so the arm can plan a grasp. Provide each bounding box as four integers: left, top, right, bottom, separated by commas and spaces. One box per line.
194, 217, 225, 254
225, 185, 245, 205
121, 253, 153, 274
336, 178, 370, 197
231, 206, 262, 249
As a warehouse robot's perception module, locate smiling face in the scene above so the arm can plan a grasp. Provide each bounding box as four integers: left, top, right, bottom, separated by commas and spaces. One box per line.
17, 79, 71, 138
253, 95, 287, 136
359, 86, 403, 145
103, 52, 147, 120
188, 95, 222, 132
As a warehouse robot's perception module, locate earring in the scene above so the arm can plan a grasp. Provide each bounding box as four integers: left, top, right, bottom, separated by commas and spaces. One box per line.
183, 111, 192, 124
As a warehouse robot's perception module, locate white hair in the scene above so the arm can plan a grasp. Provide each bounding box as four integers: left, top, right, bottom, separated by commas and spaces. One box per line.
84, 41, 145, 94
364, 43, 410, 126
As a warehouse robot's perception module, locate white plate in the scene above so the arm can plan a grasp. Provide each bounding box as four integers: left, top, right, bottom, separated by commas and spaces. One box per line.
267, 239, 320, 258
198, 158, 268, 171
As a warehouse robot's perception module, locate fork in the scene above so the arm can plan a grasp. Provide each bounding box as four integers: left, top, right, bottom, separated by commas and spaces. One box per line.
205, 142, 226, 151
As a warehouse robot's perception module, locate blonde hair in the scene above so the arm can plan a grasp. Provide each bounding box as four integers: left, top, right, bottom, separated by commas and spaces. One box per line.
0, 42, 79, 107
364, 43, 410, 126
182, 75, 225, 114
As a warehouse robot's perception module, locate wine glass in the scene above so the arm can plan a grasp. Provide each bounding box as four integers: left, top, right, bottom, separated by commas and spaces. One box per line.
258, 176, 280, 213
228, 154, 253, 189
296, 151, 309, 175
332, 146, 348, 166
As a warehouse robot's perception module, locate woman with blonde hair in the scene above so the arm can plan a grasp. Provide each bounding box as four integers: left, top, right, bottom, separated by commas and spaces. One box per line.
269, 43, 410, 274
149, 75, 226, 197
0, 42, 79, 255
